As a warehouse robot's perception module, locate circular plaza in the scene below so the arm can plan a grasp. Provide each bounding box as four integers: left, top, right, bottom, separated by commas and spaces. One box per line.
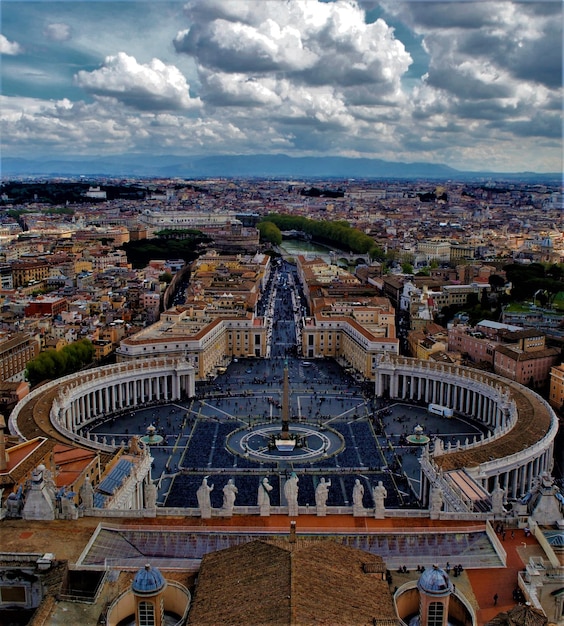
9, 352, 557, 513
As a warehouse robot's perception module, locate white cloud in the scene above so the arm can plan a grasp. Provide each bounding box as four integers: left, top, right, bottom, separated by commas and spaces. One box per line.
43, 22, 72, 42
378, 0, 563, 152
0, 34, 23, 55
74, 52, 201, 111
1, 0, 561, 172
200, 71, 282, 107
175, 0, 412, 91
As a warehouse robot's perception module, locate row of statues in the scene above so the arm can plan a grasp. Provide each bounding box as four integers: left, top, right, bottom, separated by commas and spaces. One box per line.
195, 474, 388, 518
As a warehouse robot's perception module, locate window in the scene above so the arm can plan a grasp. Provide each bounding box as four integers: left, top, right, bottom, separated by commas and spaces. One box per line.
427, 601, 444, 626
138, 600, 155, 626
0, 585, 26, 604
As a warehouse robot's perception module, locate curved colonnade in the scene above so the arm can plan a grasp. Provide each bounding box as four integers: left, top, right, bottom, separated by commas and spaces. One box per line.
376, 356, 558, 499
8, 355, 557, 510
9, 358, 196, 452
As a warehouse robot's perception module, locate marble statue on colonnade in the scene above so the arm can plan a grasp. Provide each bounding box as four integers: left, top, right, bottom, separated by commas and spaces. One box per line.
80, 477, 94, 510
258, 477, 273, 516
491, 481, 506, 516
197, 476, 214, 519
221, 478, 238, 517
284, 472, 299, 517
372, 481, 387, 519
353, 478, 365, 517
144, 480, 157, 512
315, 477, 331, 516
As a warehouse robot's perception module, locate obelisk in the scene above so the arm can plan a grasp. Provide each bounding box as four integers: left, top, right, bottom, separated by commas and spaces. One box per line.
280, 358, 290, 439
275, 359, 295, 451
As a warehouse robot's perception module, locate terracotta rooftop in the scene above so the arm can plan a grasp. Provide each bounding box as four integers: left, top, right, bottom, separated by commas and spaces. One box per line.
188, 538, 397, 626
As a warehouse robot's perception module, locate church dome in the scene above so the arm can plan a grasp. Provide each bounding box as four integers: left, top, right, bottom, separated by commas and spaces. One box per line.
417, 565, 452, 596
132, 564, 166, 595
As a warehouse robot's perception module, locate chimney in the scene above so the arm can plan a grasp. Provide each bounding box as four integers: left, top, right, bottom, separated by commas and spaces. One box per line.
289, 520, 296, 544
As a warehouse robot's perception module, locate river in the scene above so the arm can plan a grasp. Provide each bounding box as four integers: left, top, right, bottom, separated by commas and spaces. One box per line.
278, 238, 334, 263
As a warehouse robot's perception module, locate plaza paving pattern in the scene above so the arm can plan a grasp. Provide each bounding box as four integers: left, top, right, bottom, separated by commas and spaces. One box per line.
88, 357, 487, 512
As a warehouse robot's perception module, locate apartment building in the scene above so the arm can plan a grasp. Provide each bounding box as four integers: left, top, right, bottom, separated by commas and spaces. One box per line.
548, 363, 564, 409
416, 239, 451, 264
449, 321, 560, 388
406, 323, 449, 360
0, 332, 41, 382
297, 256, 399, 377
116, 253, 271, 379
494, 329, 560, 388
24, 296, 69, 318
11, 260, 50, 288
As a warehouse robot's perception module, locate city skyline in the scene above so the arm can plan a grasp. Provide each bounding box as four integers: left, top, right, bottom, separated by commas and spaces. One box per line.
1, 0, 562, 174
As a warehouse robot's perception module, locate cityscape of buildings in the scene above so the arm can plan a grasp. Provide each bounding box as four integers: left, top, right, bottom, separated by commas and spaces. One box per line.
0, 176, 562, 626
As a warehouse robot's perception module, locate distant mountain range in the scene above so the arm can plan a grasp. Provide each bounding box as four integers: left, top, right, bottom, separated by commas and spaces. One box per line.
1, 153, 559, 182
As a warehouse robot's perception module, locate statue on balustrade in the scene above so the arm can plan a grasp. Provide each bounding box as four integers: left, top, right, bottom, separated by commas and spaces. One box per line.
128, 435, 143, 456
284, 472, 299, 517
491, 482, 506, 516
372, 481, 387, 519
352, 478, 365, 516
80, 477, 94, 509
144, 480, 157, 510
197, 476, 214, 519
258, 477, 273, 516
222, 478, 238, 516
315, 477, 331, 516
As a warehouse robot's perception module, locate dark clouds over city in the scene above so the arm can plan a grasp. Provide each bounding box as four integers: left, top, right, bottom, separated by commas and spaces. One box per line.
1, 0, 562, 172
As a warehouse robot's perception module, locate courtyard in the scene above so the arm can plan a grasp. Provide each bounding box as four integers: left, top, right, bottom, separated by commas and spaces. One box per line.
88, 356, 488, 510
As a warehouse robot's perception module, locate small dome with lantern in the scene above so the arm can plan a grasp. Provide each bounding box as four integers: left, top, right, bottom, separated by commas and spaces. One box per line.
417, 564, 453, 596
132, 563, 166, 596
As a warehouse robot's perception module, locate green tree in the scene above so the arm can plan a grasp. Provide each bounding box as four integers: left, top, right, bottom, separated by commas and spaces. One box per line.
488, 274, 506, 292
26, 339, 94, 387
257, 221, 282, 245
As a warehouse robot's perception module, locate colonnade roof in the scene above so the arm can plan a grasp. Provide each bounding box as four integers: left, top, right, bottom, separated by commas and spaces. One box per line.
434, 380, 553, 471
16, 386, 64, 443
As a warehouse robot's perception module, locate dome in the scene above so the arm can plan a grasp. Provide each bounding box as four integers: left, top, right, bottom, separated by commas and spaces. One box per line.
417, 565, 452, 595
132, 564, 166, 595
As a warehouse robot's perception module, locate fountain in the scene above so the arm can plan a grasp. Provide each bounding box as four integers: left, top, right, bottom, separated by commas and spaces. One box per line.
140, 424, 163, 446
406, 424, 430, 446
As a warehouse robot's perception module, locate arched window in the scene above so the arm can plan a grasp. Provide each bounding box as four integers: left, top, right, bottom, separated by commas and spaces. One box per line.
138, 600, 155, 626
427, 601, 444, 626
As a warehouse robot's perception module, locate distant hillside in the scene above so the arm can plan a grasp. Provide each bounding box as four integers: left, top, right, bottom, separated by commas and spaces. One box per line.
1, 153, 559, 183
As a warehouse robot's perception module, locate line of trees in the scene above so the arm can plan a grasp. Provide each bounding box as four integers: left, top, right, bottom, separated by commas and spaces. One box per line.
258, 214, 386, 260
503, 263, 563, 306
121, 231, 210, 269
26, 339, 94, 387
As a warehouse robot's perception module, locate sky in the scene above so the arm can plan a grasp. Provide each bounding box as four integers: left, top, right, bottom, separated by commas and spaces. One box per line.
1, 0, 562, 172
